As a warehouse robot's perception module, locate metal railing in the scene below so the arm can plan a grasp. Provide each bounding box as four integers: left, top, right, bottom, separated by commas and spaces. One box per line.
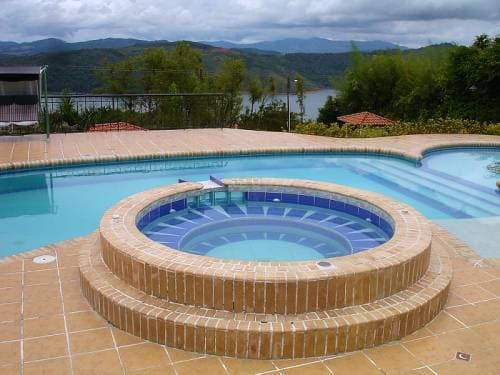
44, 93, 236, 132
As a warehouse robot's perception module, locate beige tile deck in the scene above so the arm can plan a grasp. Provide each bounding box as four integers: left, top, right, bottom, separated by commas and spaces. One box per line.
1, 130, 499, 373
0, 130, 499, 170
0, 225, 496, 374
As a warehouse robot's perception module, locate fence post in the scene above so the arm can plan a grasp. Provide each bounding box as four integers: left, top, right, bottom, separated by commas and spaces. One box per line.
43, 68, 50, 139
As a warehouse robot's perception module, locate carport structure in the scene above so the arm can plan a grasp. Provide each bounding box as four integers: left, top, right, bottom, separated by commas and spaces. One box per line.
0, 66, 49, 137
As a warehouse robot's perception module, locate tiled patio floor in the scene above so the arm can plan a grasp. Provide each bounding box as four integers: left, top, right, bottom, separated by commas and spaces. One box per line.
0, 225, 498, 374
0, 129, 499, 168
1, 131, 500, 374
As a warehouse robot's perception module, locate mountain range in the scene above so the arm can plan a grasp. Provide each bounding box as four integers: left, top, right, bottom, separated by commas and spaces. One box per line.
203, 37, 406, 54
0, 37, 405, 56
0, 38, 155, 56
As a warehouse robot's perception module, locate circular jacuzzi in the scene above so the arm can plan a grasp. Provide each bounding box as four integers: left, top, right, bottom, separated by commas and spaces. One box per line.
99, 177, 431, 314
138, 187, 393, 262
82, 177, 449, 359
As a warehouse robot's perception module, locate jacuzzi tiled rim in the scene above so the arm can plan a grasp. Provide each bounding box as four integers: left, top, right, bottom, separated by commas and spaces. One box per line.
137, 186, 394, 261
99, 178, 432, 314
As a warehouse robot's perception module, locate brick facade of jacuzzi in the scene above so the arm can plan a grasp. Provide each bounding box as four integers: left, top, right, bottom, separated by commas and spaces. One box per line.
79, 263, 449, 359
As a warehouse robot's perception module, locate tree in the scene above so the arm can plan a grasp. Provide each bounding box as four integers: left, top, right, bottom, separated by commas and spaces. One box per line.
93, 42, 246, 128
335, 46, 448, 120
267, 75, 277, 103
473, 34, 492, 49
295, 74, 305, 122
248, 77, 263, 114
213, 59, 246, 123
445, 34, 500, 121
96, 58, 139, 94
317, 96, 342, 124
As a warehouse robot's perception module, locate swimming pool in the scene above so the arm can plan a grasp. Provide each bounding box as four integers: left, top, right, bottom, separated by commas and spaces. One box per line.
0, 147, 499, 257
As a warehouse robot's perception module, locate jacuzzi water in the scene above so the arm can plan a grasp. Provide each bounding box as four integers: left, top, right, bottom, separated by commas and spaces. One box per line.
142, 200, 391, 261
0, 147, 499, 257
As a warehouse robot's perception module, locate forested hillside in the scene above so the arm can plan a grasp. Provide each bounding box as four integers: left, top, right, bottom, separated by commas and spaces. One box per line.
0, 40, 410, 93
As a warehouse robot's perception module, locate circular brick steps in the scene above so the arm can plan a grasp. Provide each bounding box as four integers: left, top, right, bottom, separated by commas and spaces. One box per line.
79, 233, 451, 359
99, 179, 433, 315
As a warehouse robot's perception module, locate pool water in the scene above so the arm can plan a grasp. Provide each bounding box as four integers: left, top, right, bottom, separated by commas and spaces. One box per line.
0, 147, 499, 257
142, 201, 390, 261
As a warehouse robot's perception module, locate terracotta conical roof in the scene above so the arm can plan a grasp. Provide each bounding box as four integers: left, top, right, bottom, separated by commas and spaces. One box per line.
337, 111, 393, 126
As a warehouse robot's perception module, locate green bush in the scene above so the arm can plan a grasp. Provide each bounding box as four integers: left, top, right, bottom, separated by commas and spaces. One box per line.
294, 118, 500, 138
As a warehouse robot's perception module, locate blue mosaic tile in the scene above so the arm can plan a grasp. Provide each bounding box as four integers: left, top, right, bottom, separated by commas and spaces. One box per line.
361, 230, 385, 239
286, 209, 307, 218
369, 212, 380, 226
305, 212, 329, 221
344, 203, 359, 215
222, 204, 245, 216
159, 202, 172, 216
209, 237, 229, 246
158, 240, 178, 248
165, 218, 185, 226
172, 199, 187, 211
225, 233, 246, 242
314, 197, 330, 209
181, 211, 203, 221
380, 218, 393, 236
246, 205, 265, 215
347, 232, 377, 241
281, 193, 298, 203
266, 232, 281, 240
345, 222, 365, 231
137, 215, 149, 230
298, 194, 314, 205
281, 233, 301, 243
267, 206, 286, 216
246, 232, 265, 240
140, 188, 394, 259
330, 200, 345, 212
358, 208, 371, 220
149, 206, 161, 221
328, 217, 349, 226
153, 226, 186, 235
299, 238, 321, 247
190, 243, 213, 253
265, 192, 282, 202
247, 191, 265, 201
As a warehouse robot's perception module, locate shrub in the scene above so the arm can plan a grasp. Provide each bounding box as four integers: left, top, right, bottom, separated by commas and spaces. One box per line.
294, 118, 499, 138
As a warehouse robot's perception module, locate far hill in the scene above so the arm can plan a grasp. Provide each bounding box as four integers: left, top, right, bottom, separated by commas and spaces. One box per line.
0, 38, 154, 56
203, 37, 406, 54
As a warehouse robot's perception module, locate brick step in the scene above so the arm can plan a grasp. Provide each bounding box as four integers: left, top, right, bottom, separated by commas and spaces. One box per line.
79, 233, 451, 359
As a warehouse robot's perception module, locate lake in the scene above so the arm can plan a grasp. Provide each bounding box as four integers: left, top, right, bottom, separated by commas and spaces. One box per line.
242, 89, 337, 120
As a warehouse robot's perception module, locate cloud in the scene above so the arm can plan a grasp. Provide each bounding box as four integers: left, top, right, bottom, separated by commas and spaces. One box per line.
0, 0, 498, 47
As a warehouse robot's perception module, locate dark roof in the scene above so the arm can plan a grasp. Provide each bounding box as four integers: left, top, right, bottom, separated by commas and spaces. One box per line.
0, 66, 42, 81
337, 111, 393, 126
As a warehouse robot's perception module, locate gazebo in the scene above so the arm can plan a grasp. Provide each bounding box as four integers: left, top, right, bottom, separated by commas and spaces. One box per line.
337, 111, 393, 126
0, 66, 50, 137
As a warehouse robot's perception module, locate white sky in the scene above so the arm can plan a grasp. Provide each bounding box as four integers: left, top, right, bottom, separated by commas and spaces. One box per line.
1, 0, 499, 47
